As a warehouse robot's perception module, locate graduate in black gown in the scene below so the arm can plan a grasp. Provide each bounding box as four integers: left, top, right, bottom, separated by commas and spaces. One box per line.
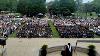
68, 43, 73, 56
39, 45, 48, 56
61, 45, 70, 56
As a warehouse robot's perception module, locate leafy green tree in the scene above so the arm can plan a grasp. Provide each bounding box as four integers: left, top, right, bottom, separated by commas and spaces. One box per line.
0, 0, 18, 12
82, 2, 96, 14
0, 0, 9, 11
93, 0, 100, 13
17, 0, 46, 17
59, 0, 75, 13
47, 0, 76, 16
47, 0, 60, 15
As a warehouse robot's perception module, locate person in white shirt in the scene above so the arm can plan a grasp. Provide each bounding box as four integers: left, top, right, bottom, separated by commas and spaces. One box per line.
68, 43, 73, 56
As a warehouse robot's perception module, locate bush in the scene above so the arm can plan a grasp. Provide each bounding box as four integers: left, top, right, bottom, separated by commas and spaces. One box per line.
88, 45, 96, 56
88, 45, 95, 49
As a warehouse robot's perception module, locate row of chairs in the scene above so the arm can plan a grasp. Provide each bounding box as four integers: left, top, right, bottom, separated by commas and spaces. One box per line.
56, 26, 94, 38
16, 20, 52, 38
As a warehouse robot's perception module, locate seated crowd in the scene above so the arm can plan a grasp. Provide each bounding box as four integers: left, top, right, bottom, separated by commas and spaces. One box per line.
54, 19, 100, 38
16, 19, 52, 38
0, 15, 22, 38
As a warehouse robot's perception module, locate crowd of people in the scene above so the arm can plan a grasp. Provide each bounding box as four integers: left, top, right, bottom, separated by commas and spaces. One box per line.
54, 19, 100, 38
0, 12, 100, 38
16, 19, 52, 38
39, 43, 96, 56
61, 43, 73, 56
39, 43, 73, 56
0, 14, 23, 38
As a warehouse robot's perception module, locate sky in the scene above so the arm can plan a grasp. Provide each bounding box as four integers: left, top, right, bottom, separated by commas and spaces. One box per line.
83, 0, 93, 3
46, 0, 93, 3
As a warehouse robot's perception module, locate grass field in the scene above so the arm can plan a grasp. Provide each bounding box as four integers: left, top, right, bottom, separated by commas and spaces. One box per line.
95, 35, 100, 38
75, 12, 97, 18
48, 20, 60, 38
9, 32, 16, 38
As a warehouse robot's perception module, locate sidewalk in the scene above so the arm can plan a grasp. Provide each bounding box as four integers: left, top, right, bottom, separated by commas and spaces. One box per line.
47, 51, 88, 56
5, 38, 100, 56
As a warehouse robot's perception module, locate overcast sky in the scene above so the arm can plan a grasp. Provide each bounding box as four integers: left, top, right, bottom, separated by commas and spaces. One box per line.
46, 0, 93, 3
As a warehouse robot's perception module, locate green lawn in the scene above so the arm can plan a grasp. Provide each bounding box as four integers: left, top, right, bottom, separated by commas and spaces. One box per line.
95, 35, 100, 38
9, 32, 16, 38
48, 20, 60, 38
75, 12, 97, 18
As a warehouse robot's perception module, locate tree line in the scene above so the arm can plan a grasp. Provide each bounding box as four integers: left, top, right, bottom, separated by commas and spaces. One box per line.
0, 0, 46, 17
76, 0, 100, 15
0, 0, 100, 17
47, 0, 76, 16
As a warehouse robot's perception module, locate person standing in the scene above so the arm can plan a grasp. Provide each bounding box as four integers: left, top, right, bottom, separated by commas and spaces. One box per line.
39, 45, 48, 56
68, 43, 73, 56
61, 48, 65, 56
61, 45, 70, 56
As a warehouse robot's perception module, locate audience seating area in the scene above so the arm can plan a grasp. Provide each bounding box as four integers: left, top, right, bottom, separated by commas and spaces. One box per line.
16, 19, 52, 38
54, 19, 100, 38
0, 15, 23, 38
1, 14, 100, 38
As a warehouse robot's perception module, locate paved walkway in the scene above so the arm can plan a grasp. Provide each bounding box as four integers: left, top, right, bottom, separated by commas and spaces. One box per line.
3, 38, 100, 56
47, 51, 87, 56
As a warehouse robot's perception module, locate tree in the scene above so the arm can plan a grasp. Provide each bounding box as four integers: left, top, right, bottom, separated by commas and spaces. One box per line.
47, 0, 76, 17
0, 0, 9, 11
59, 0, 75, 13
0, 0, 18, 12
82, 2, 96, 15
93, 0, 100, 13
17, 0, 46, 17
47, 0, 60, 15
